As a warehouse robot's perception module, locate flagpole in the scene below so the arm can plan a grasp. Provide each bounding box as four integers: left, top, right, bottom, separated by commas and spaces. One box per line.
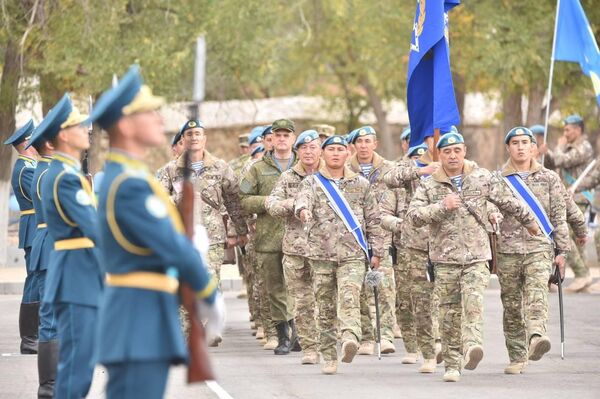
542, 0, 561, 158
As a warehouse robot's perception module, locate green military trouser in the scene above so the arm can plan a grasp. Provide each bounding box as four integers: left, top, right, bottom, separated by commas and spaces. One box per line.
256, 251, 293, 326
394, 247, 436, 359
435, 261, 490, 371
360, 255, 396, 344
497, 251, 552, 363
239, 243, 260, 328
207, 245, 225, 287
568, 204, 590, 278
254, 249, 275, 338
311, 259, 365, 361
283, 254, 318, 353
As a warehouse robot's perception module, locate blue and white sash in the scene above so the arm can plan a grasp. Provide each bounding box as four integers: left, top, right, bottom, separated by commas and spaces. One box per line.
503, 174, 554, 240
314, 173, 370, 258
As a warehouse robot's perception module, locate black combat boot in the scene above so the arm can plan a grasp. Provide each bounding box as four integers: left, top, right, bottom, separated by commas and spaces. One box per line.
38, 340, 58, 398
288, 319, 301, 352
274, 322, 291, 355
19, 302, 39, 354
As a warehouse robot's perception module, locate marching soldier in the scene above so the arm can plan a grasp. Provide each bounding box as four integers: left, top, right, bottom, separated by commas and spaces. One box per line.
539, 114, 594, 292
90, 65, 224, 398
26, 128, 59, 397
261, 125, 274, 152
4, 120, 40, 355
295, 135, 385, 375
29, 94, 104, 398
265, 130, 322, 364
347, 126, 397, 355
240, 119, 298, 355
155, 126, 185, 182
497, 127, 569, 374
400, 127, 411, 156
407, 131, 539, 382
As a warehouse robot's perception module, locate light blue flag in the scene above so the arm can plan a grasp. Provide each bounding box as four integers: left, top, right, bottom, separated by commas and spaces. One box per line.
554, 0, 600, 106
407, 0, 461, 147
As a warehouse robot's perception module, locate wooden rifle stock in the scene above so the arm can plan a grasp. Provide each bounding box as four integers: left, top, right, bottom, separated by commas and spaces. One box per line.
178, 150, 215, 382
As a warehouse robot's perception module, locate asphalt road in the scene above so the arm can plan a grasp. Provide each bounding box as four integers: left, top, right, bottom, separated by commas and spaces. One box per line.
1, 285, 599, 399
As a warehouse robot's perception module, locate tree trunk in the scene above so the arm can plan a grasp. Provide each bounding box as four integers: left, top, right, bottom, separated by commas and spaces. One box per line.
360, 77, 395, 160
453, 71, 466, 127
525, 84, 546, 126
499, 88, 524, 166
0, 39, 21, 266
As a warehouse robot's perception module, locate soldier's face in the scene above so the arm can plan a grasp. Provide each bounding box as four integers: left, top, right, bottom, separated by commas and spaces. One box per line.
563, 124, 582, 142
171, 139, 185, 157
184, 128, 206, 151
60, 124, 90, 152
131, 110, 165, 148
297, 140, 321, 168
323, 144, 349, 169
354, 136, 377, 161
507, 136, 533, 163
401, 139, 409, 153
439, 144, 465, 174
263, 134, 274, 151
272, 130, 294, 152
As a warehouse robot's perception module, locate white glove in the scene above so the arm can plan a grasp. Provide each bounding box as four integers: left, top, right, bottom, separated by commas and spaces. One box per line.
193, 224, 210, 258
196, 291, 226, 341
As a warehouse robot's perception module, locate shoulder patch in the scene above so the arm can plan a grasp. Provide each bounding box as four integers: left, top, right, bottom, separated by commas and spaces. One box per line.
75, 189, 92, 206
145, 195, 168, 218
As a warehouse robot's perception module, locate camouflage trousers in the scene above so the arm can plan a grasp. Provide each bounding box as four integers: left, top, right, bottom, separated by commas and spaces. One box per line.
256, 251, 293, 325
497, 251, 552, 362
394, 247, 436, 359
207, 244, 225, 287
311, 259, 365, 361
435, 261, 490, 371
360, 255, 396, 344
282, 254, 318, 352
239, 243, 260, 328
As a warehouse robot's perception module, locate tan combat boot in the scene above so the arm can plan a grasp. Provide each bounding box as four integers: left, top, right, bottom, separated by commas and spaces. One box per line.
564, 276, 593, 293
504, 361, 527, 374
435, 342, 443, 364
301, 350, 320, 365
419, 359, 437, 373
263, 336, 278, 350
463, 345, 484, 370
393, 324, 403, 339
321, 360, 338, 375
528, 335, 551, 361
442, 369, 460, 382
255, 327, 265, 340
401, 352, 419, 364
381, 340, 396, 354
341, 340, 359, 363
358, 341, 374, 355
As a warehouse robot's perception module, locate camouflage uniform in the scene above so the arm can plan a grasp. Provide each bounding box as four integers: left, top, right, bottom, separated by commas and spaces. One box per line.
240, 151, 297, 327
496, 160, 570, 363
158, 151, 248, 285
545, 136, 593, 278
382, 158, 436, 359
348, 153, 396, 345
155, 159, 175, 185
294, 166, 385, 361
407, 160, 536, 372
265, 160, 323, 355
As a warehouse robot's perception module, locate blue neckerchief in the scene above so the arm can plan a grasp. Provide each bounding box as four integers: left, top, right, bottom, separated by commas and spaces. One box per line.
449, 175, 462, 192
314, 173, 369, 258
563, 170, 594, 202
504, 174, 554, 240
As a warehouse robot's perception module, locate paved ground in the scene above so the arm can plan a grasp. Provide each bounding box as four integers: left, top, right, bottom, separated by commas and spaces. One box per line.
1, 285, 599, 399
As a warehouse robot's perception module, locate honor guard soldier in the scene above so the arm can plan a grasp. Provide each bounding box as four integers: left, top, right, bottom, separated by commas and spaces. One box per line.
89, 65, 224, 398
4, 120, 40, 355
28, 94, 104, 398
407, 131, 539, 382
497, 127, 569, 374
265, 130, 323, 364
539, 114, 594, 292
294, 135, 385, 375
347, 126, 397, 356
25, 125, 59, 397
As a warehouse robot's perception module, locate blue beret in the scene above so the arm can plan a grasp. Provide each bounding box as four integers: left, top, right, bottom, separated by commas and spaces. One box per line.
26, 94, 78, 149
321, 135, 347, 149
4, 119, 35, 146
504, 126, 533, 144
563, 114, 583, 126
262, 125, 272, 136
400, 127, 411, 141
345, 130, 357, 144
351, 126, 376, 144
407, 143, 428, 158
436, 132, 464, 149
179, 119, 204, 137
294, 130, 320, 149
529, 125, 545, 135
249, 126, 265, 145
251, 144, 265, 156
171, 130, 183, 146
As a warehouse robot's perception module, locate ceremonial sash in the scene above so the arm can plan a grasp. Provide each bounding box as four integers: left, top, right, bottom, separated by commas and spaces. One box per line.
314, 173, 369, 258
503, 174, 554, 240
563, 170, 594, 202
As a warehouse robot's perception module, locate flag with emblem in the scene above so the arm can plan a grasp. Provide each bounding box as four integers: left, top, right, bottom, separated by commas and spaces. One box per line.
407, 0, 461, 147
554, 0, 600, 106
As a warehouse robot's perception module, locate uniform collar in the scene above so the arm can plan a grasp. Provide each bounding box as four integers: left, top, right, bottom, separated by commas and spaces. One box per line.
53, 152, 81, 170
318, 164, 359, 180
292, 158, 322, 177
501, 158, 542, 177
18, 155, 36, 163
39, 156, 53, 163
349, 151, 385, 172
106, 149, 148, 171
176, 150, 217, 169
432, 159, 476, 184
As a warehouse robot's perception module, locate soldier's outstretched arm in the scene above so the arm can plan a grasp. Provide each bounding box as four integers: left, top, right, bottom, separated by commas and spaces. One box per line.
239, 165, 267, 215
379, 190, 402, 233
564, 188, 587, 238
406, 184, 448, 227
364, 187, 385, 258
383, 160, 419, 188
293, 177, 315, 219
54, 172, 99, 242
265, 173, 293, 218
551, 141, 593, 169
221, 165, 249, 235
575, 161, 600, 193
488, 176, 536, 229
549, 173, 570, 253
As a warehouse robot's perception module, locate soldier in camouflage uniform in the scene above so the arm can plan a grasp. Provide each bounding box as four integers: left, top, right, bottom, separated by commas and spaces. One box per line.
265, 130, 322, 364
407, 131, 539, 383
295, 135, 385, 375
155, 127, 185, 183
540, 114, 594, 292
382, 143, 441, 373
240, 119, 298, 355
346, 126, 397, 355
497, 127, 569, 374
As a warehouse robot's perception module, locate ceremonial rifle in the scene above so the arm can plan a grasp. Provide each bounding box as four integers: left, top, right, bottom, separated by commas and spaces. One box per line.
365, 265, 383, 360
82, 95, 93, 187
178, 149, 215, 382
549, 255, 565, 359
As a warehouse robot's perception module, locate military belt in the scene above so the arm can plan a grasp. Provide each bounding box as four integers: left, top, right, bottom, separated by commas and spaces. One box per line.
20, 209, 35, 216
54, 237, 95, 251
106, 272, 179, 294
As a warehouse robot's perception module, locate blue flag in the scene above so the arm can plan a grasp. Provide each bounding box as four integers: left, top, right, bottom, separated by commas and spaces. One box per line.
554, 0, 600, 106
407, 0, 461, 147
